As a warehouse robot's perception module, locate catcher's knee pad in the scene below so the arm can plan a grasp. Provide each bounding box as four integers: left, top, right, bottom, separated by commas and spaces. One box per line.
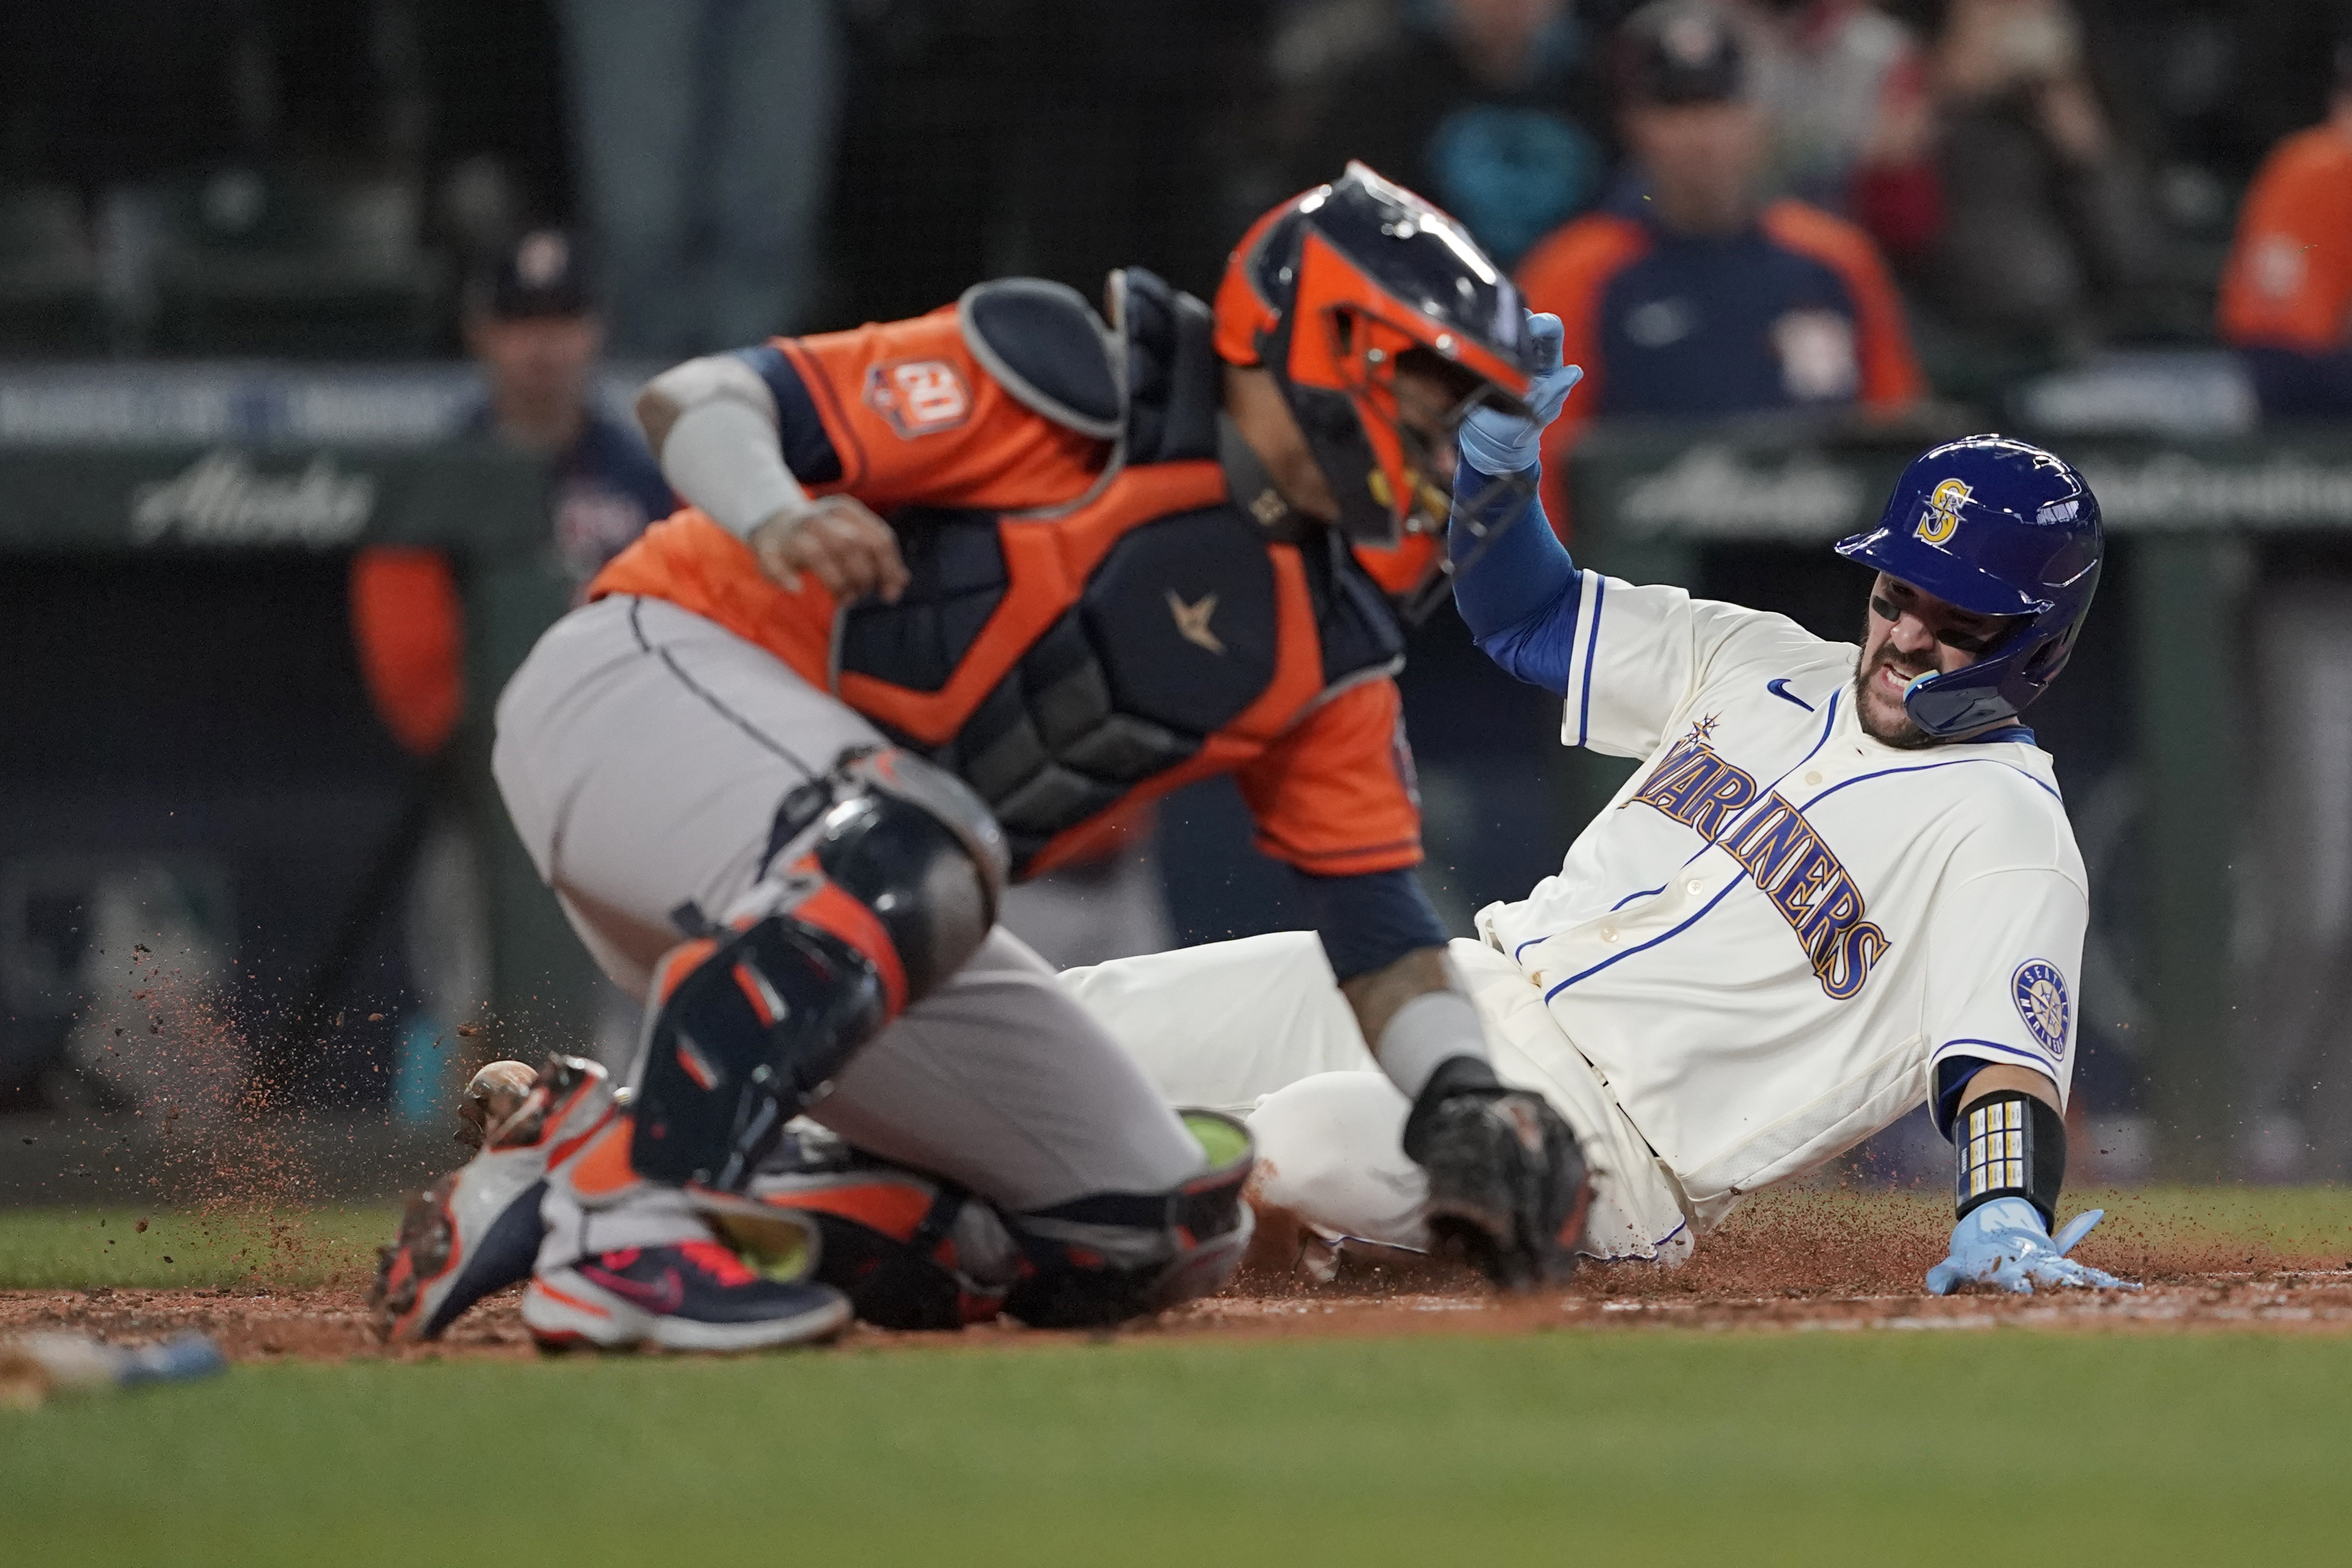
630, 745, 1008, 1192
741, 1125, 1023, 1330
1002, 1110, 1257, 1329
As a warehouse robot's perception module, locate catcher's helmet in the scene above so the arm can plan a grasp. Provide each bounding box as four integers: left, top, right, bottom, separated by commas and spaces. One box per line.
1835, 435, 2103, 738
1214, 163, 1536, 590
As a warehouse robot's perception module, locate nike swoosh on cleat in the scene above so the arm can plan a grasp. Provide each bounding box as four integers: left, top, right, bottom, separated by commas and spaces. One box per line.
580, 1265, 685, 1314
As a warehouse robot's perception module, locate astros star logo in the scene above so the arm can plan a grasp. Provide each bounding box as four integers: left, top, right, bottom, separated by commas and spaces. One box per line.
1167, 590, 1225, 655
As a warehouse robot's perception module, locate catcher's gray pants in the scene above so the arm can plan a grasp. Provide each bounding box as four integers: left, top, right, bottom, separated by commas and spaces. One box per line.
492, 596, 1203, 1254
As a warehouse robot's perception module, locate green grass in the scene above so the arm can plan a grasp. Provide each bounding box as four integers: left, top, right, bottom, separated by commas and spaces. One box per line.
0, 1205, 395, 1290
6, 1185, 2346, 1293
4, 1333, 2350, 1566
4, 1190, 2349, 1565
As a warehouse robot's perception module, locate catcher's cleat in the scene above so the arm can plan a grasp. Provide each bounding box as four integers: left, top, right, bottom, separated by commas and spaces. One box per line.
1405, 1063, 1592, 1291
523, 1240, 852, 1352
369, 1055, 614, 1343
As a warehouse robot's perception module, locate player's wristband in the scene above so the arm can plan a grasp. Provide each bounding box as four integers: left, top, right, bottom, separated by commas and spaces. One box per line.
1953, 1090, 2065, 1230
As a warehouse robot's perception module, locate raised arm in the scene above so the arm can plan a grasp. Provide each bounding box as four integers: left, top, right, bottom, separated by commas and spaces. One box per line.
1448, 313, 1585, 694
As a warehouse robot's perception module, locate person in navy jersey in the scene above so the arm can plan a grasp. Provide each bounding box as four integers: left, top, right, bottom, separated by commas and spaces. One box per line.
460, 230, 675, 595
351, 230, 674, 762
1515, 0, 1921, 522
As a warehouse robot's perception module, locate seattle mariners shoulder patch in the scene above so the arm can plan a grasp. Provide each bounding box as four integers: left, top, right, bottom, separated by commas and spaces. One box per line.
2011, 960, 2070, 1058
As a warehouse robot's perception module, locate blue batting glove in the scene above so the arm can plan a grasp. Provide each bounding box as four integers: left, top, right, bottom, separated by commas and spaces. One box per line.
1458, 311, 1583, 476
1924, 1198, 2140, 1296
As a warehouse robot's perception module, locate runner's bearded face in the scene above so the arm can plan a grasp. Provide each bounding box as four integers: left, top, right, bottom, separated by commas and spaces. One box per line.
1853, 573, 2018, 748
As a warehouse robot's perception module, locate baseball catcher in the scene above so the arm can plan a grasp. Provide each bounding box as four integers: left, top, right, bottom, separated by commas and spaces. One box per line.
371, 166, 1595, 1350
1061, 316, 2138, 1297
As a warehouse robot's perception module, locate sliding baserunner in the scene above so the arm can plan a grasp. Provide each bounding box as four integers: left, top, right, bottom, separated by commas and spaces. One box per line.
1063, 318, 2137, 1295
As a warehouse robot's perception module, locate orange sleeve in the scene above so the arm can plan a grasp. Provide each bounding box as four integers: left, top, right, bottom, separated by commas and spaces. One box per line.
1516, 214, 1649, 541
2217, 128, 2352, 352
779, 307, 1110, 514
349, 546, 464, 758
1233, 678, 1422, 877
1759, 200, 1924, 413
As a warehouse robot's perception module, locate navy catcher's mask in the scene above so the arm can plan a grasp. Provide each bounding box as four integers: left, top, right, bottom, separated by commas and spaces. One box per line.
1834, 435, 2103, 738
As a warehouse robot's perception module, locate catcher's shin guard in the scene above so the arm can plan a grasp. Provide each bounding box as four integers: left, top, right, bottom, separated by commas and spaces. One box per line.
371, 1055, 614, 1342
1404, 1059, 1592, 1290
1002, 1110, 1257, 1329
630, 746, 1007, 1192
742, 1124, 1024, 1330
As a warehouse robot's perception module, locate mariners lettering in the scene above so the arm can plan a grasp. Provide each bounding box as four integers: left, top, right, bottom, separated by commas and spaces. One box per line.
1631, 726, 1890, 999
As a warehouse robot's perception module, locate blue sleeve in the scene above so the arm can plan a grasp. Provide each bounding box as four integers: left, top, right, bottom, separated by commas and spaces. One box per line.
1294, 866, 1449, 983
1934, 1056, 1992, 1142
727, 344, 844, 484
1447, 455, 1584, 696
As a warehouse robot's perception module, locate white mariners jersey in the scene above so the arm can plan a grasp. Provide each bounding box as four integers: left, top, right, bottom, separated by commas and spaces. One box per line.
1476, 573, 2087, 1220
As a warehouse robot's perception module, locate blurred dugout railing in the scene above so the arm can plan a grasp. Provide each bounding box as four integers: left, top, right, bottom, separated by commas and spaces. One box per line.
0, 379, 594, 1115
1570, 425, 2352, 1176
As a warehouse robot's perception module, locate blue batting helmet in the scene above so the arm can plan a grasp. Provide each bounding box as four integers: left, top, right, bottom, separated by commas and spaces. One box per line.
1833, 435, 2103, 738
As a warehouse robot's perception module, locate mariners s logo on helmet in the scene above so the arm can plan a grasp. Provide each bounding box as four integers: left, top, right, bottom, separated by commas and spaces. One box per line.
1914, 478, 1970, 545
2011, 960, 2069, 1059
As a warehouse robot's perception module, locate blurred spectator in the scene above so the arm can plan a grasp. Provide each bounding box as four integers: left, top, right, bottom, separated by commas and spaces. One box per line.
2216, 40, 2352, 418
462, 231, 673, 587
1909, 0, 2157, 350
2218, 37, 2352, 1180
1515, 0, 1922, 515
1732, 1, 1942, 258
556, 1, 841, 356
350, 230, 671, 761
1274, 0, 1614, 269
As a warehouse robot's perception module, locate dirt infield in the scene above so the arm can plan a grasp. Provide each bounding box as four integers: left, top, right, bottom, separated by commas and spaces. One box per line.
8, 1189, 2349, 1360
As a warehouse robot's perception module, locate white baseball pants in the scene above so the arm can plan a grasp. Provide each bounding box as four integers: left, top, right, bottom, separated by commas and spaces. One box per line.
1060, 932, 1697, 1264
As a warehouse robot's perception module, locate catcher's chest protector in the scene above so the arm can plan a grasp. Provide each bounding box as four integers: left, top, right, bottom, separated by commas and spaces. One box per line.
836, 271, 1401, 875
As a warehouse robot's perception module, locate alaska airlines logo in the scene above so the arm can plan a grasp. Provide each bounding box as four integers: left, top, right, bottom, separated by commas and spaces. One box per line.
1167, 590, 1225, 654
1629, 726, 1890, 999
1915, 478, 1970, 545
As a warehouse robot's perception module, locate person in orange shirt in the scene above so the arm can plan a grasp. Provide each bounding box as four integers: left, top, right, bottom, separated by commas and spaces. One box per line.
2217, 43, 2352, 418
371, 167, 1596, 1352
2217, 40, 2352, 1183
1515, 0, 1922, 525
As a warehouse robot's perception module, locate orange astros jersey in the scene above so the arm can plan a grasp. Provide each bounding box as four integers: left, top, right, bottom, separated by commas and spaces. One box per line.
590, 269, 1421, 880
2218, 124, 2352, 354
